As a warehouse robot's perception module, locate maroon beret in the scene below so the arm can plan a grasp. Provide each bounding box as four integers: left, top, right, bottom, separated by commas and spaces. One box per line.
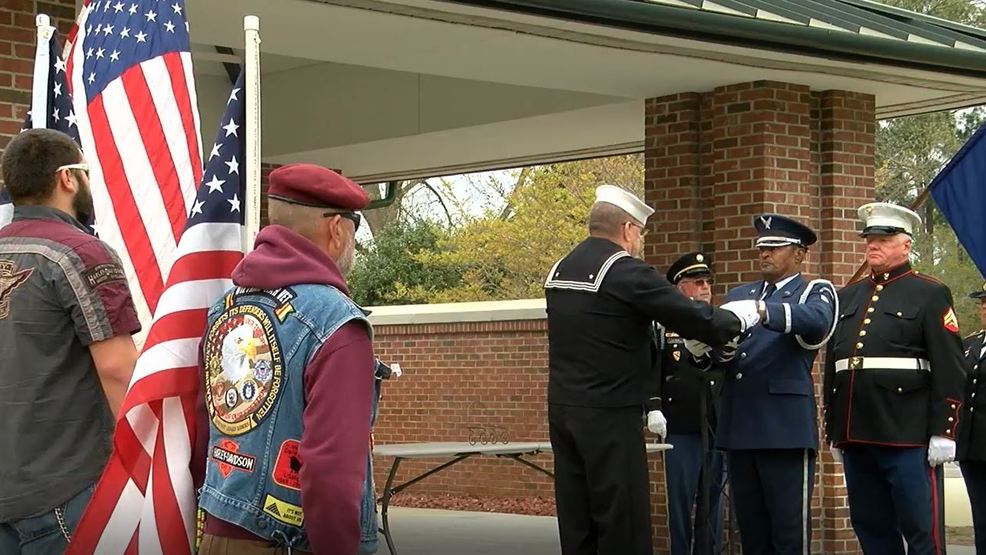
267, 163, 369, 211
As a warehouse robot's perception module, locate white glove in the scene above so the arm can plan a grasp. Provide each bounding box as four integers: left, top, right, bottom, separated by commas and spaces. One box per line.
646, 410, 667, 439
390, 363, 403, 379
684, 339, 712, 358
928, 435, 956, 466
831, 446, 843, 464
720, 300, 762, 333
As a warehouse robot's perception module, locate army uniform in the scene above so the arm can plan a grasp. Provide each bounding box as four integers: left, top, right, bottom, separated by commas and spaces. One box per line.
957, 284, 986, 554
716, 215, 837, 555
823, 203, 965, 555
545, 186, 752, 555
650, 253, 726, 555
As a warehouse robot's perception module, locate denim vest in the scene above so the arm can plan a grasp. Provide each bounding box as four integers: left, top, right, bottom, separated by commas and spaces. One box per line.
198, 283, 370, 550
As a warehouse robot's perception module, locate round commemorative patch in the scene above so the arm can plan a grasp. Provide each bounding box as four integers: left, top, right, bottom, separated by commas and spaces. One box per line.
204, 304, 284, 436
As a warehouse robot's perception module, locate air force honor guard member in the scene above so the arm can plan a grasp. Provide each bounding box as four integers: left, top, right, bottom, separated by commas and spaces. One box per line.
958, 283, 986, 554
544, 186, 762, 555
656, 252, 726, 555
824, 202, 965, 555
715, 214, 838, 555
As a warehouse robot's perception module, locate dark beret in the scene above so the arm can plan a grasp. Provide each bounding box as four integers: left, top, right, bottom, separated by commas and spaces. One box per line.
267, 163, 369, 211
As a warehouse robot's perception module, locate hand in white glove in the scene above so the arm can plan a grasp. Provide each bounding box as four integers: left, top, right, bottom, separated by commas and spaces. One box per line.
928, 435, 956, 466
720, 300, 762, 333
646, 410, 667, 439
684, 339, 712, 358
831, 446, 843, 464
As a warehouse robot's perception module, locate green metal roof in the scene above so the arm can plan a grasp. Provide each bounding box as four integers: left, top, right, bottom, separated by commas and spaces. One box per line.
443, 0, 986, 76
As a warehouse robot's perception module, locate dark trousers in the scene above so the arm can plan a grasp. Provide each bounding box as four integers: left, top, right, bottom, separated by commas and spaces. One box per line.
727, 449, 815, 555
962, 461, 986, 554
842, 444, 944, 555
549, 403, 652, 555
664, 432, 725, 555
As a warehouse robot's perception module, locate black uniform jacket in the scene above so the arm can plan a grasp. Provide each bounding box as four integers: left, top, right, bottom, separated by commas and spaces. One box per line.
544, 237, 741, 408
824, 263, 966, 447
654, 328, 721, 435
958, 330, 985, 461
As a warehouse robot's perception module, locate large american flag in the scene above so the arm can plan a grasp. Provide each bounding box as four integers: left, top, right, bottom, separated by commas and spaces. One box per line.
68, 71, 246, 554
0, 28, 81, 228
65, 0, 203, 335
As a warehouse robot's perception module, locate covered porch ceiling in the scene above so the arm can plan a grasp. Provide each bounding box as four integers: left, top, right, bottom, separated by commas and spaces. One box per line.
185, 0, 986, 182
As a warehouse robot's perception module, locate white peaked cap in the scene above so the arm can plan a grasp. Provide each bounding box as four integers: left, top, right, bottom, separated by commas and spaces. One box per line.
594, 185, 655, 225
857, 202, 922, 236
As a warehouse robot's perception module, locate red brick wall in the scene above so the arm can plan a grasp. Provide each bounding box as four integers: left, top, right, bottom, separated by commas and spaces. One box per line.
0, 0, 76, 156
371, 320, 555, 498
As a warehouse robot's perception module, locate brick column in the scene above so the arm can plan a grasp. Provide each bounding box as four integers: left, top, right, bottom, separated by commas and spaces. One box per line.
0, 0, 77, 155
644, 82, 875, 554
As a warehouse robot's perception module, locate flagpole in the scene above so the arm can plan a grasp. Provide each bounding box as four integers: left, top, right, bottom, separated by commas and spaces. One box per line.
32, 14, 55, 129
243, 15, 262, 254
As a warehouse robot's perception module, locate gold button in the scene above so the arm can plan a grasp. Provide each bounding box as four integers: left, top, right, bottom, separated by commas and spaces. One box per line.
876, 285, 884, 292
872, 296, 880, 302
897, 387, 903, 393
859, 330, 867, 337
867, 307, 875, 313
864, 318, 871, 325
952, 404, 958, 409
856, 342, 864, 349
896, 312, 902, 317
949, 417, 955, 422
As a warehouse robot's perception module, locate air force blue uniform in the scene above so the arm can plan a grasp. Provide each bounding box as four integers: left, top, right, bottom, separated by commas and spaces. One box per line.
716, 215, 837, 555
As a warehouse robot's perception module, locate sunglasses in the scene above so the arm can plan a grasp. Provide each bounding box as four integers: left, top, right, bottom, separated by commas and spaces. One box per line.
323, 211, 361, 232
627, 221, 648, 238
56, 162, 90, 178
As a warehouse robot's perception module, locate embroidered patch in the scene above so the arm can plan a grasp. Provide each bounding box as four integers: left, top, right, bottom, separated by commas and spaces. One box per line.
273, 439, 302, 491
262, 494, 304, 527
210, 439, 256, 477
0, 260, 32, 320
83, 263, 126, 289
943, 308, 960, 333
204, 304, 284, 436
672, 351, 681, 362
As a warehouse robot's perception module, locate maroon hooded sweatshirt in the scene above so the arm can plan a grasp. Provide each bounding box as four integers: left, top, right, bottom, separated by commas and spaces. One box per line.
193, 225, 373, 554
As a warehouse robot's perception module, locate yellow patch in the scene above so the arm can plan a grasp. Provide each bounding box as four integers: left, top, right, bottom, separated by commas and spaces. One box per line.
672, 351, 681, 362
943, 308, 959, 333
263, 494, 304, 526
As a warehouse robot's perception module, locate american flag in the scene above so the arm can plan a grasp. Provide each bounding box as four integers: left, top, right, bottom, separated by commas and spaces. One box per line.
0, 28, 81, 228
68, 70, 246, 554
65, 0, 203, 335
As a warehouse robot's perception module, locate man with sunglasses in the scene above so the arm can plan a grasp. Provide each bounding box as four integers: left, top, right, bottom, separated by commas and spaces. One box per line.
650, 252, 726, 555
544, 185, 761, 555
193, 163, 374, 554
0, 129, 140, 553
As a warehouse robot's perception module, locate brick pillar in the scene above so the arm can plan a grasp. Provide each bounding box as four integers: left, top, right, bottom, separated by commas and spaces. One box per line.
643, 82, 875, 554
0, 0, 77, 156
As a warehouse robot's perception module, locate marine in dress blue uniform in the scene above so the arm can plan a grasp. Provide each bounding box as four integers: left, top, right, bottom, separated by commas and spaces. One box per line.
651, 252, 726, 555
544, 186, 761, 555
956, 282, 986, 554
716, 214, 837, 555
823, 203, 964, 555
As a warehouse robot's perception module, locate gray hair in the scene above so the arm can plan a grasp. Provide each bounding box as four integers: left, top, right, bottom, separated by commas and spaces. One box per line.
267, 198, 323, 238
588, 201, 632, 237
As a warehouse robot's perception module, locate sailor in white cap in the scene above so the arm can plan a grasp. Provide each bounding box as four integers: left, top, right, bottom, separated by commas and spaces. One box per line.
544, 185, 761, 555
824, 202, 965, 555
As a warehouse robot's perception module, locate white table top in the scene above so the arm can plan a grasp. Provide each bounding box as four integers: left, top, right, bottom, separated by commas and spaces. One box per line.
373, 441, 671, 459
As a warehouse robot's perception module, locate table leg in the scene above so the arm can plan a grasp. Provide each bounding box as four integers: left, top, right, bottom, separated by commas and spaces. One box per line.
501, 453, 554, 478
380, 456, 403, 555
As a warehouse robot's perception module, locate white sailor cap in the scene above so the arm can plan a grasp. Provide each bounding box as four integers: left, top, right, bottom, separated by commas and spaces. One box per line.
594, 185, 655, 225
857, 202, 922, 237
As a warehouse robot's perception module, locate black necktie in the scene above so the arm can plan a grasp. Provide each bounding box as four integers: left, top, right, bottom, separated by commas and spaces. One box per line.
762, 283, 777, 300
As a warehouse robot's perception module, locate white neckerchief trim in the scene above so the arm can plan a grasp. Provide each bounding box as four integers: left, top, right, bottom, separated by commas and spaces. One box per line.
794, 279, 839, 350
544, 250, 630, 293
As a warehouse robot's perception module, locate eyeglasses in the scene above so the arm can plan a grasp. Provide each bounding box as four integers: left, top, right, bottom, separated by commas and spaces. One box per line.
323, 211, 361, 232
627, 221, 648, 238
56, 163, 90, 178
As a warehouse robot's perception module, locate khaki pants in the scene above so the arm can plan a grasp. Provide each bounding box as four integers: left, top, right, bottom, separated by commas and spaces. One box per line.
199, 533, 314, 555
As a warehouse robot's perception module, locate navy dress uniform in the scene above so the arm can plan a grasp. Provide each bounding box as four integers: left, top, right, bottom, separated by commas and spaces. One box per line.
654, 253, 726, 555
957, 283, 986, 554
823, 203, 965, 555
545, 186, 758, 555
716, 215, 838, 555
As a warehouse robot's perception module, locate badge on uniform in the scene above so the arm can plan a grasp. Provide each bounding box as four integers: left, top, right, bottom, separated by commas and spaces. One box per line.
672, 350, 681, 362
943, 307, 960, 333
0, 260, 33, 320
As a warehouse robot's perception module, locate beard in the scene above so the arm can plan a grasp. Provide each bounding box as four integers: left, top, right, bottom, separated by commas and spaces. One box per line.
337, 236, 355, 275
73, 178, 95, 228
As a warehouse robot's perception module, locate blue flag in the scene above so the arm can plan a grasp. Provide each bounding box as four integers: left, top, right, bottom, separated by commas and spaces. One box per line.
929, 123, 986, 277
